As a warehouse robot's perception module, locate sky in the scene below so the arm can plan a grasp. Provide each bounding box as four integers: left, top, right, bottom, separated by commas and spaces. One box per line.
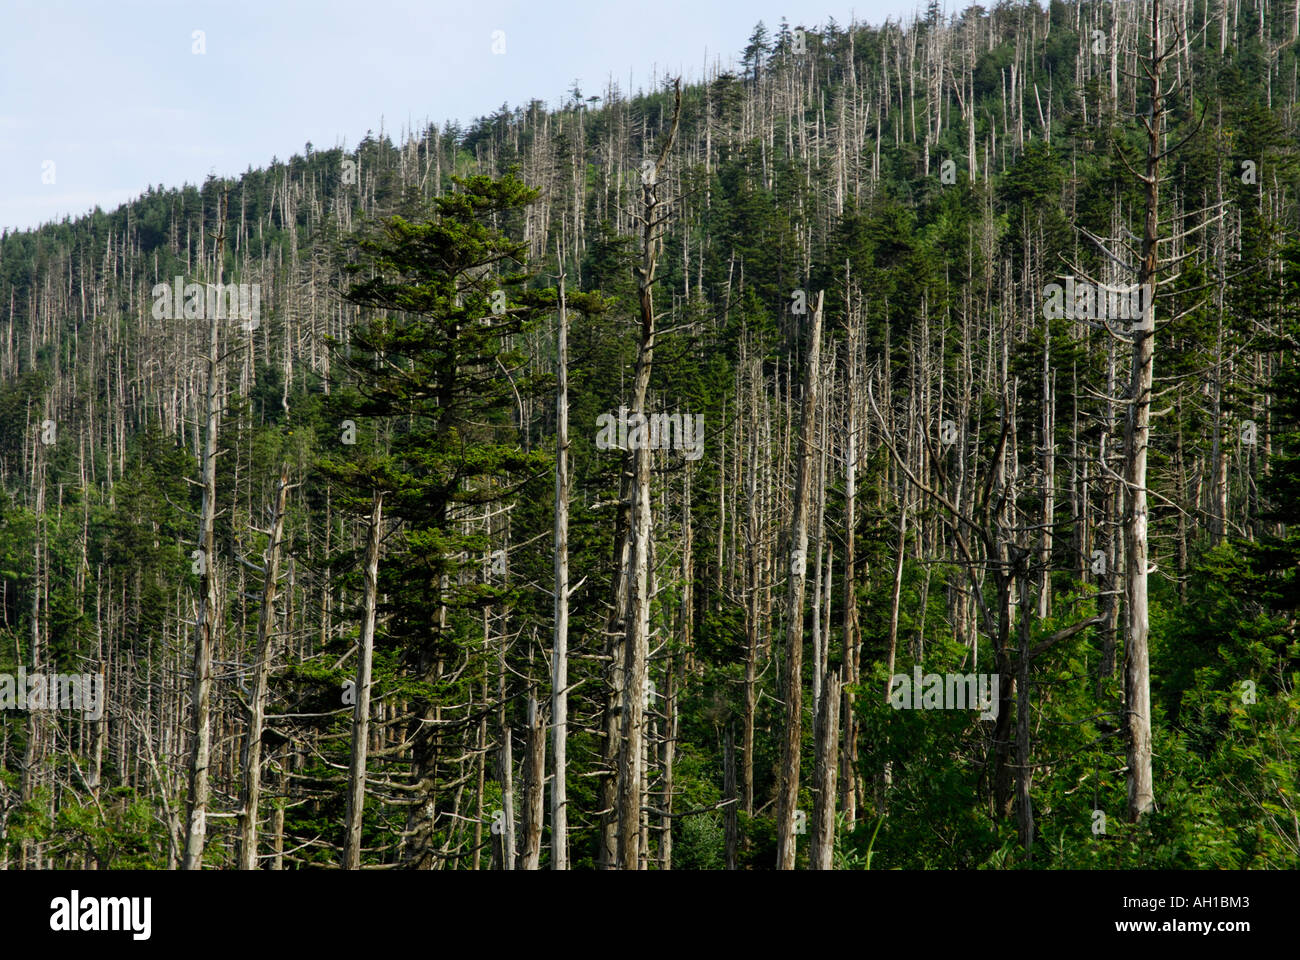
0, 0, 943, 234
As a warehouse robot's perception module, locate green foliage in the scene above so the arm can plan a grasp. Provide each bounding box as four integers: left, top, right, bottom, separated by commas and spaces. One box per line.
1, 2, 1298, 871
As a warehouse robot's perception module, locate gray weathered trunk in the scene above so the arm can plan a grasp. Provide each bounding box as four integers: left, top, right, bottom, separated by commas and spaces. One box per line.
343, 491, 383, 869
551, 254, 570, 870
517, 689, 546, 869
1124, 0, 1163, 822
239, 467, 291, 869
616, 82, 681, 869
810, 668, 841, 870
182, 197, 225, 871
775, 290, 823, 869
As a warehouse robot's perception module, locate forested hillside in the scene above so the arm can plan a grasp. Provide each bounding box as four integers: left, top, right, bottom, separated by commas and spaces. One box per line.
1, 0, 1297, 870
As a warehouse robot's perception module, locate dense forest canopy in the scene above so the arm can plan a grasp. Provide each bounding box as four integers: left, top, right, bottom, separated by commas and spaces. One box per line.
0, 0, 1297, 870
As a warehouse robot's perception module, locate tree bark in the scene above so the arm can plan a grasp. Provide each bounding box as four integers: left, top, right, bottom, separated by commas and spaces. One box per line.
516, 688, 546, 869
1124, 0, 1164, 822
551, 251, 570, 870
775, 289, 823, 869
616, 80, 681, 870
343, 491, 383, 869
810, 668, 841, 870
239, 467, 291, 869
182, 191, 226, 871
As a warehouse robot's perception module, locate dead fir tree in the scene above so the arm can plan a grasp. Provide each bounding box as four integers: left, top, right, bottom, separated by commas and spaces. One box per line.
775, 289, 824, 869
607, 78, 682, 870
1069, 0, 1221, 821
182, 185, 230, 871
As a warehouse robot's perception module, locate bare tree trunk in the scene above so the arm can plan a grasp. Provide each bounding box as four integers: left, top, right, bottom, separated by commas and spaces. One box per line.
884, 504, 909, 699
498, 616, 516, 870
775, 290, 823, 870
182, 192, 226, 871
659, 655, 677, 870
841, 314, 860, 826
343, 491, 383, 869
473, 638, 488, 870
19, 443, 46, 870
810, 668, 841, 870
723, 723, 738, 870
742, 369, 760, 816
1100, 345, 1122, 677
1016, 569, 1035, 858
617, 81, 681, 870
1038, 324, 1054, 619
239, 467, 291, 869
516, 687, 545, 869
881, 499, 908, 791
551, 251, 570, 870
1125, 0, 1165, 822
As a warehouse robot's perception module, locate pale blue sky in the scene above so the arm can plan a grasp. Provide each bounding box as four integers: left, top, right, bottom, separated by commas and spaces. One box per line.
1, 0, 939, 233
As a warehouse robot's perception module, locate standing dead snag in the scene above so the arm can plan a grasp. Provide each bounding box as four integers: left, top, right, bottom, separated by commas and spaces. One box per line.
551, 247, 570, 870
239, 467, 293, 869
517, 678, 546, 869
19, 423, 48, 869
776, 289, 823, 870
841, 297, 862, 826
1121, 0, 1167, 823
810, 667, 841, 870
1078, 0, 1210, 821
343, 491, 383, 869
183, 185, 227, 871
613, 78, 682, 871
496, 608, 516, 870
